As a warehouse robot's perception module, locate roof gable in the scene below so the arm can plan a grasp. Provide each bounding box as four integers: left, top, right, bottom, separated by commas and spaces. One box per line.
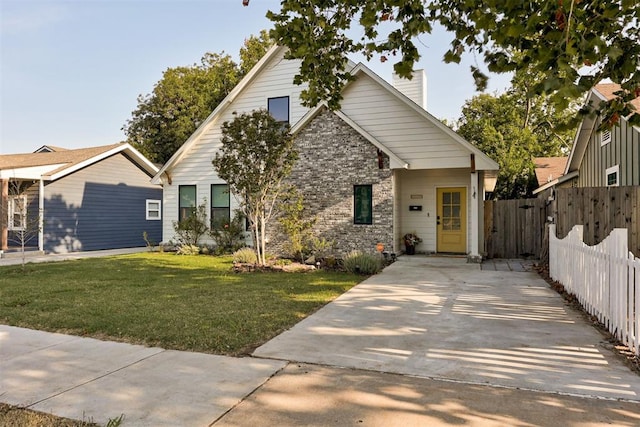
0, 143, 158, 180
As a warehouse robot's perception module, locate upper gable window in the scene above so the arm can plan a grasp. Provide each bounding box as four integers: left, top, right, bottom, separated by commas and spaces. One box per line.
600, 129, 612, 146
606, 165, 619, 187
268, 96, 289, 125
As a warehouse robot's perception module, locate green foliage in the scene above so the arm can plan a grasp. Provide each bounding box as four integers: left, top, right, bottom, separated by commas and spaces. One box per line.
233, 247, 258, 264
267, 1, 640, 127
310, 236, 335, 260
210, 213, 246, 254
456, 72, 577, 199
123, 33, 273, 164
172, 203, 209, 246
342, 251, 382, 275
176, 244, 201, 255
212, 109, 298, 266
278, 188, 316, 262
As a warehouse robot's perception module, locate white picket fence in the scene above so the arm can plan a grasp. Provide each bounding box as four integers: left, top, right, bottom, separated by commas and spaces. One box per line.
549, 224, 640, 357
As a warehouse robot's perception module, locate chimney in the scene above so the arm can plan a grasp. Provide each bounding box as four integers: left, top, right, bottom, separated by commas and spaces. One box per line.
392, 69, 427, 110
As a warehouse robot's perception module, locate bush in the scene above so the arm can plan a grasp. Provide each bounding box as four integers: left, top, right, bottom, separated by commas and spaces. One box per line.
176, 244, 201, 255
210, 213, 246, 254
342, 251, 382, 275
173, 203, 209, 246
233, 247, 257, 264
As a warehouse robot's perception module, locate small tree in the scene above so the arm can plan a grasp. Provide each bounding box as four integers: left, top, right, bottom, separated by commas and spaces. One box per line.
5, 180, 41, 269
212, 109, 297, 266
278, 187, 316, 263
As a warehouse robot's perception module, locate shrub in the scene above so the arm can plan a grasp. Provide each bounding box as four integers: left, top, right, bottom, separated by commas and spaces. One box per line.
278, 188, 316, 263
172, 203, 209, 246
233, 247, 258, 264
342, 251, 382, 275
176, 244, 201, 255
210, 213, 246, 254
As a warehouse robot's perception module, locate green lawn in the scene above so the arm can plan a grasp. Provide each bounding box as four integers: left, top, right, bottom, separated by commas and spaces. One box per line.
0, 253, 361, 355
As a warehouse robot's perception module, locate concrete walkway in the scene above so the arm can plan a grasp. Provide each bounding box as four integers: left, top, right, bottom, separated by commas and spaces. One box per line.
2, 255, 640, 426
0, 247, 149, 266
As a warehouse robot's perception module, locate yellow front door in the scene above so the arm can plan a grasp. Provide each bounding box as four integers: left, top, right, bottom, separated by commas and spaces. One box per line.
437, 187, 466, 253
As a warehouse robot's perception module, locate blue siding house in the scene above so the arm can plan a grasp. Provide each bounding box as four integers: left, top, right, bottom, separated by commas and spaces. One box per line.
0, 143, 162, 254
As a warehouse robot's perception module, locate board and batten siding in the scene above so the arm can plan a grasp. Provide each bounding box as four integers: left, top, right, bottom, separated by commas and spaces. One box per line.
43, 153, 162, 253
339, 76, 471, 170
577, 119, 640, 187
396, 168, 471, 253
163, 50, 310, 243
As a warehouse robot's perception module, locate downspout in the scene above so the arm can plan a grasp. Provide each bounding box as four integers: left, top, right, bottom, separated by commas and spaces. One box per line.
1, 179, 7, 251
39, 178, 44, 252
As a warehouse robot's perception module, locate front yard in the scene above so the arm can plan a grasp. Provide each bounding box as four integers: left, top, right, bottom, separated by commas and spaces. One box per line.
0, 253, 361, 355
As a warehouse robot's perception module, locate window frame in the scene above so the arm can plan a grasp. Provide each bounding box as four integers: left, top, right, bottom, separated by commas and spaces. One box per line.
267, 96, 290, 125
353, 184, 373, 225
8, 194, 28, 231
605, 164, 619, 187
178, 185, 197, 222
210, 184, 231, 230
146, 199, 161, 221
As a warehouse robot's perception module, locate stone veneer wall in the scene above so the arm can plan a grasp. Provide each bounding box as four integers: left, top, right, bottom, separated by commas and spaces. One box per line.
269, 108, 394, 258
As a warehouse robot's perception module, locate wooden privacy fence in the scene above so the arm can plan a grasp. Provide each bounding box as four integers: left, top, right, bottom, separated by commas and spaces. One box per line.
549, 224, 640, 357
554, 186, 640, 258
484, 198, 546, 258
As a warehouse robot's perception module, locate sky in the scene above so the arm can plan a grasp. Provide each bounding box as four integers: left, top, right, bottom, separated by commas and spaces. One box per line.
0, 0, 512, 155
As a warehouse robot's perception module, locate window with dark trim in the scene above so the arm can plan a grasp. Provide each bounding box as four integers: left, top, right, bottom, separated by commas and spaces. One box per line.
354, 185, 373, 225
606, 165, 619, 187
211, 184, 230, 229
178, 185, 196, 221
268, 96, 289, 125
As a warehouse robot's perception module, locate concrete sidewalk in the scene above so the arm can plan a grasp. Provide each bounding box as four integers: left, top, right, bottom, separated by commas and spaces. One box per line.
0, 325, 285, 426
0, 247, 149, 266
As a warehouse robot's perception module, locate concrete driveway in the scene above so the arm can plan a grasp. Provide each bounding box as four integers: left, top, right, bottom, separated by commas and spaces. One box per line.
254, 256, 640, 401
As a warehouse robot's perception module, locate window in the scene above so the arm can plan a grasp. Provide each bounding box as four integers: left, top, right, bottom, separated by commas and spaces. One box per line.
146, 200, 161, 220
600, 129, 612, 146
354, 185, 373, 225
211, 184, 230, 229
268, 96, 289, 125
606, 165, 619, 187
178, 185, 196, 221
8, 195, 27, 231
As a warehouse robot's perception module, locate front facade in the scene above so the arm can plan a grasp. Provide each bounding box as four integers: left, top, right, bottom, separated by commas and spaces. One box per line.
153, 46, 498, 260
0, 144, 162, 254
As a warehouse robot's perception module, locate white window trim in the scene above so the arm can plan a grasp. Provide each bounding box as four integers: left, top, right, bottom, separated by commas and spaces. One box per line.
605, 164, 619, 187
146, 199, 162, 220
8, 194, 27, 231
600, 129, 612, 146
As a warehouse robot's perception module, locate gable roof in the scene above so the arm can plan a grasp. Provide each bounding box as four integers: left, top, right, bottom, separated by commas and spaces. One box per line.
565, 83, 640, 175
34, 145, 69, 153
0, 143, 158, 180
152, 45, 498, 184
533, 157, 568, 187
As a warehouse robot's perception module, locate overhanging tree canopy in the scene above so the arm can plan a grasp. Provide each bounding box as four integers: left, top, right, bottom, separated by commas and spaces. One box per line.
265, 0, 640, 124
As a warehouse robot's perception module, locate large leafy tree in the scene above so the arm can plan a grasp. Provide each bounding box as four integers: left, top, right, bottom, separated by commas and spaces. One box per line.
123, 33, 273, 165
456, 71, 576, 199
264, 1, 640, 124
212, 110, 297, 266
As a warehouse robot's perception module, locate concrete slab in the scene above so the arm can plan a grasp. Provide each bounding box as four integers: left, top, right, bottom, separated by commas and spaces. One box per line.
255, 256, 640, 401
0, 325, 286, 426
217, 363, 640, 427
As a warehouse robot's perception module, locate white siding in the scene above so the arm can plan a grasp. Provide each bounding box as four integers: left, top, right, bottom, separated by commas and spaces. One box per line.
340, 76, 471, 169
162, 50, 310, 243
397, 168, 471, 253
392, 70, 427, 110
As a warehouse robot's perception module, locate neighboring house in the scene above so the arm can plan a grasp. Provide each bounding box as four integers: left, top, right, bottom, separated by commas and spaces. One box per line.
0, 143, 162, 254
535, 83, 640, 196
533, 157, 568, 194
152, 46, 499, 261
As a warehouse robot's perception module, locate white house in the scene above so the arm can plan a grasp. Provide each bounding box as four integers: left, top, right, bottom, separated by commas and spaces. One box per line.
152, 46, 498, 261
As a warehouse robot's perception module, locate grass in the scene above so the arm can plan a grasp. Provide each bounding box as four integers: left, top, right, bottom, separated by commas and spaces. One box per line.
0, 403, 98, 427
0, 253, 361, 355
